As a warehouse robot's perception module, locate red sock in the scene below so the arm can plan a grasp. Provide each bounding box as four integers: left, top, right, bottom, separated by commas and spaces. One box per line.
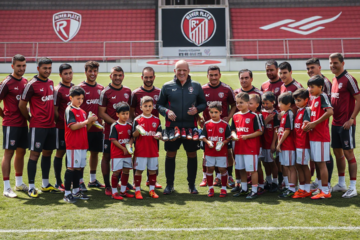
221, 173, 228, 187
206, 173, 213, 187
148, 174, 156, 186
3, 177, 9, 181
15, 173, 22, 177
120, 173, 129, 186
111, 174, 118, 188
134, 175, 142, 187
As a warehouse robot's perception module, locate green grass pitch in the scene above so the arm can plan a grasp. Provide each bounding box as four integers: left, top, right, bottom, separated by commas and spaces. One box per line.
0, 69, 360, 239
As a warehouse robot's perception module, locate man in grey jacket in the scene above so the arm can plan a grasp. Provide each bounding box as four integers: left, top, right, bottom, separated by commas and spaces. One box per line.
157, 60, 207, 194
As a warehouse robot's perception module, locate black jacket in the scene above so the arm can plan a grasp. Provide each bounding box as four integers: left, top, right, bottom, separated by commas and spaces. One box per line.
157, 75, 206, 128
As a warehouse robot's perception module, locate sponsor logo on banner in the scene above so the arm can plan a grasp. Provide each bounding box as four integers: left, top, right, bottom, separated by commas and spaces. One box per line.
53, 11, 82, 42
181, 9, 216, 46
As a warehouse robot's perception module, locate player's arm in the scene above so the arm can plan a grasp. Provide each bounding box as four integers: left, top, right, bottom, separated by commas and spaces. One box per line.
98, 106, 116, 125
344, 93, 360, 130
19, 100, 30, 121
111, 139, 128, 152
20, 83, 34, 121
132, 120, 140, 138
0, 100, 4, 118
130, 107, 136, 122
224, 103, 236, 122
276, 129, 290, 152
271, 130, 278, 153
0, 83, 8, 118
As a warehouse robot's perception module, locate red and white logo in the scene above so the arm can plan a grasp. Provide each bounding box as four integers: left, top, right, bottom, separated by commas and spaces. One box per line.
53, 11, 82, 42
218, 92, 224, 98
181, 9, 216, 46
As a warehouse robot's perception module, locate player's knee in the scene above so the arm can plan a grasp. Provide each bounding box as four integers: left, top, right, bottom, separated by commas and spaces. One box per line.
149, 170, 156, 175
122, 168, 130, 174
29, 151, 40, 160
4, 149, 15, 158
186, 151, 196, 158
166, 151, 177, 158
219, 168, 227, 174
42, 150, 53, 157
207, 166, 214, 173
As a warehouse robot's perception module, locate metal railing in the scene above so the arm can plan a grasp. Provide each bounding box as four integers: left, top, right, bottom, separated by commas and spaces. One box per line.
228, 38, 360, 59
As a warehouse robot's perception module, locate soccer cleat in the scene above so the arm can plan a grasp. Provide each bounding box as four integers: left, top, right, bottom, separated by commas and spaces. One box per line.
213, 178, 221, 186
233, 189, 249, 197
112, 192, 124, 200
311, 190, 331, 199
181, 128, 187, 138
136, 125, 146, 136
135, 190, 143, 200
41, 184, 61, 193
208, 188, 215, 197
199, 178, 208, 187
174, 127, 181, 139
3, 188, 17, 198
127, 182, 134, 190
168, 129, 175, 140
310, 181, 319, 190
246, 191, 258, 199
292, 189, 312, 199
257, 187, 266, 195
104, 187, 112, 196
342, 188, 358, 198
28, 188, 39, 198
163, 185, 174, 195
73, 191, 90, 200
311, 188, 320, 196
187, 128, 193, 140
215, 141, 224, 151
207, 141, 214, 148
269, 183, 278, 193
227, 176, 235, 188
332, 183, 348, 192
192, 128, 199, 141
155, 182, 162, 189
93, 121, 104, 130
264, 181, 271, 190
119, 191, 134, 198
149, 190, 159, 198
220, 189, 227, 198
63, 194, 76, 203
55, 183, 65, 192
162, 129, 169, 141
189, 186, 199, 194
278, 189, 294, 198
15, 183, 29, 192
126, 144, 134, 154
231, 131, 239, 141
88, 179, 105, 188
231, 184, 241, 193
79, 182, 88, 192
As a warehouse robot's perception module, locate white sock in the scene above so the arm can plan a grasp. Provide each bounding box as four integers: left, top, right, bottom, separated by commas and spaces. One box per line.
305, 184, 311, 193
283, 176, 289, 188
29, 183, 35, 190
42, 179, 49, 188
112, 188, 117, 194
252, 185, 258, 193
209, 186, 214, 190
259, 184, 264, 189
15, 176, 23, 187
266, 175, 272, 184
136, 187, 141, 191
120, 185, 127, 193
216, 173, 221, 179
236, 179, 241, 184
149, 185, 155, 191
339, 176, 346, 186
72, 188, 79, 194
90, 174, 96, 182
4, 180, 10, 190
203, 172, 206, 179
322, 185, 329, 194
65, 190, 71, 196
299, 184, 304, 190
316, 178, 321, 186
80, 178, 84, 183
350, 180, 356, 190
328, 182, 331, 188
221, 186, 226, 190
241, 182, 247, 191
289, 184, 295, 192
272, 178, 278, 184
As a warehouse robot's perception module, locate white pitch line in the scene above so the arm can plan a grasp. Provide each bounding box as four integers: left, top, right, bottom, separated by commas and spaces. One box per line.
1, 226, 360, 233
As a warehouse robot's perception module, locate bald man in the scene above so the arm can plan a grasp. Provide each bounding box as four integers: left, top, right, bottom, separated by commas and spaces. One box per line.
157, 60, 207, 194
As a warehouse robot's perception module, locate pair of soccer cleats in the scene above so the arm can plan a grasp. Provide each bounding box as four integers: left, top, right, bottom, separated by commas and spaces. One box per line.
115, 190, 158, 200
207, 188, 227, 198
27, 183, 62, 198
111, 190, 135, 200
162, 127, 200, 141
200, 176, 235, 188
3, 184, 29, 198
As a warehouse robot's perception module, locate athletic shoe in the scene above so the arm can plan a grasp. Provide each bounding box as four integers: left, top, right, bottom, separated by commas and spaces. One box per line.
28, 188, 39, 198
104, 187, 112, 196
15, 183, 29, 192
257, 187, 266, 195
231, 131, 239, 140
199, 178, 208, 187
41, 184, 61, 193
292, 189, 312, 199
208, 188, 214, 197
246, 191, 258, 199
168, 129, 175, 140
127, 182, 134, 190
220, 189, 227, 198
264, 181, 271, 190
93, 121, 104, 130
149, 190, 159, 198
342, 188, 358, 198
311, 188, 320, 196
3, 188, 17, 198
162, 129, 169, 141
135, 190, 143, 200
231, 184, 241, 193
55, 183, 65, 192
63, 194, 76, 203
112, 192, 124, 200
269, 183, 278, 193
227, 176, 235, 188
136, 125, 146, 136
155, 182, 162, 189
119, 191, 134, 198
311, 190, 331, 199
213, 178, 221, 186
207, 141, 214, 148
79, 182, 88, 192
192, 128, 199, 141
73, 191, 89, 200
88, 179, 105, 188
278, 189, 294, 198
163, 185, 174, 195
189, 186, 199, 194
126, 144, 134, 154
187, 128, 193, 140
332, 183, 348, 192
233, 189, 248, 197
310, 181, 318, 190
174, 127, 181, 139
181, 128, 187, 138
292, 189, 304, 199
215, 141, 224, 151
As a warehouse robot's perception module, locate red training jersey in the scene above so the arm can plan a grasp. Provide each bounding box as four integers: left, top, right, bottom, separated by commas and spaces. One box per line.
133, 114, 162, 158
64, 105, 89, 150
131, 86, 160, 118
261, 79, 283, 111
294, 107, 310, 149
109, 121, 132, 159
234, 86, 263, 112
202, 82, 236, 121
278, 109, 295, 151
78, 81, 104, 132
0, 75, 28, 127
21, 76, 55, 128
54, 82, 73, 129
99, 84, 131, 139
331, 70, 360, 126
231, 111, 262, 155
280, 79, 303, 94
200, 119, 231, 157
261, 109, 280, 149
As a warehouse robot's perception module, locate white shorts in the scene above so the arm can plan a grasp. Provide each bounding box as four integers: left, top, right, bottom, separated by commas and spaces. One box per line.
310, 141, 330, 162
296, 148, 310, 165
259, 149, 274, 163
279, 150, 296, 166
135, 157, 158, 171
111, 157, 133, 171
66, 149, 87, 168
235, 154, 258, 172
204, 155, 227, 168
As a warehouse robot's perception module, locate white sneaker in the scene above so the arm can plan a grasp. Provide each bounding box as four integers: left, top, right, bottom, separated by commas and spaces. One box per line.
332, 183, 348, 192
3, 188, 17, 198
342, 188, 358, 198
125, 144, 134, 154
231, 131, 239, 141
136, 125, 146, 136
310, 181, 318, 190
93, 121, 104, 130
215, 142, 224, 151
15, 183, 29, 192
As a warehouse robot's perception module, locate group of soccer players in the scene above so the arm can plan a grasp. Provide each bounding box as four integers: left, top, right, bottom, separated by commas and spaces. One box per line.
0, 52, 358, 202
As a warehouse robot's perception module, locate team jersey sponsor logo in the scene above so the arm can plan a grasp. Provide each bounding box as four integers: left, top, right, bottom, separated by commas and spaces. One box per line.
86, 92, 90, 95
86, 99, 99, 105
236, 127, 249, 133
219, 127, 224, 133
208, 136, 224, 142
338, 83, 343, 89
172, 88, 177, 91
181, 9, 216, 46
118, 139, 130, 144
207, 101, 222, 106
112, 96, 116, 99
311, 111, 316, 116
266, 123, 272, 129
42, 95, 54, 102
245, 118, 250, 124
53, 11, 82, 42
113, 101, 127, 109
218, 92, 224, 98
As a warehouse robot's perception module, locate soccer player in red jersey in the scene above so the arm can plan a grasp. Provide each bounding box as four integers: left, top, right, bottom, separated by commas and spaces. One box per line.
260, 92, 279, 192
19, 58, 60, 198
329, 53, 360, 198
261, 60, 283, 110
63, 86, 96, 203
0, 55, 28, 198
276, 92, 296, 198
99, 66, 132, 195
200, 66, 236, 188
132, 96, 162, 199
231, 92, 263, 199
78, 61, 105, 190
200, 102, 232, 197
304, 75, 333, 199
109, 103, 134, 200
53, 64, 74, 192
292, 89, 312, 198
